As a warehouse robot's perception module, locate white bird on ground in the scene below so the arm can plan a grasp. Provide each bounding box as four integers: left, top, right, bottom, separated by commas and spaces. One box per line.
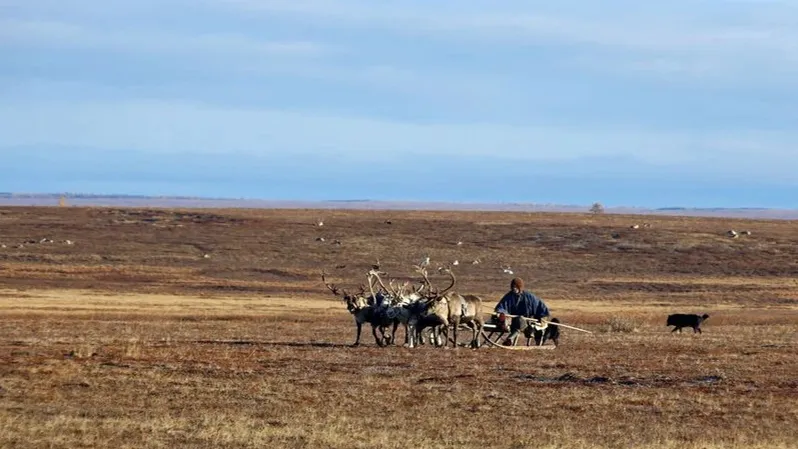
502, 266, 514, 275
452, 260, 459, 266
456, 241, 463, 246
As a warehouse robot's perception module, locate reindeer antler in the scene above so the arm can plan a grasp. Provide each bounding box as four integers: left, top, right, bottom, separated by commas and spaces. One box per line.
412, 280, 427, 295
366, 270, 378, 303
414, 265, 456, 299
438, 267, 456, 296
321, 271, 341, 296
370, 269, 398, 297
391, 280, 409, 298
414, 265, 436, 299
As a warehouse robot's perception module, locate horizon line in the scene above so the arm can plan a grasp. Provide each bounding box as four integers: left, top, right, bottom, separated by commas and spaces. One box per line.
0, 191, 795, 215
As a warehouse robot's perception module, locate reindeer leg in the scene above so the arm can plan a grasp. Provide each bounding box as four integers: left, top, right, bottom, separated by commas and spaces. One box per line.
434, 325, 444, 347
439, 325, 448, 347
381, 325, 392, 346
372, 325, 384, 347
353, 322, 362, 347
391, 321, 399, 345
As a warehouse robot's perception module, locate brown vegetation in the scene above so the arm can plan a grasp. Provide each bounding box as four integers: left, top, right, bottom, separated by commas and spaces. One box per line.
1, 206, 797, 448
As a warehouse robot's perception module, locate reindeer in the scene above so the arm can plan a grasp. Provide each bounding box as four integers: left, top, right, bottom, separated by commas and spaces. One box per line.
410, 266, 484, 348
403, 267, 454, 348
433, 268, 484, 349
368, 269, 427, 346
321, 272, 388, 347
363, 269, 401, 345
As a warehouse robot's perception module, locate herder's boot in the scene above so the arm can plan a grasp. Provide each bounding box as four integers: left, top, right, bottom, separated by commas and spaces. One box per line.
502, 331, 520, 346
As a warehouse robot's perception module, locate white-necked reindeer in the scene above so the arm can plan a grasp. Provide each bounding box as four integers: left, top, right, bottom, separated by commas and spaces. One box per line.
368, 269, 427, 346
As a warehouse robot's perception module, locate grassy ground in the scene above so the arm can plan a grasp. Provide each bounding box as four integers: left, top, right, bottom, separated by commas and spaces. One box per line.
1, 207, 797, 448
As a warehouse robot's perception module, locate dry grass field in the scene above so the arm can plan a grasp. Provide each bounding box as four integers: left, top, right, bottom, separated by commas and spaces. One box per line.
1, 206, 797, 448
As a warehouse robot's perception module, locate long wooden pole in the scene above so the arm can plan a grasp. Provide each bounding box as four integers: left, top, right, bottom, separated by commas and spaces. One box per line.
542, 320, 593, 334
484, 312, 594, 334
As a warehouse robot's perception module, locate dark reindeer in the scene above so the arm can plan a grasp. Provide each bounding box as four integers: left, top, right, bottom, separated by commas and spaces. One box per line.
322, 272, 388, 346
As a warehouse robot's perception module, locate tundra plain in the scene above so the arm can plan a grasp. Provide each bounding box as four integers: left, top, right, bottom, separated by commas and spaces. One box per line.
1, 206, 797, 449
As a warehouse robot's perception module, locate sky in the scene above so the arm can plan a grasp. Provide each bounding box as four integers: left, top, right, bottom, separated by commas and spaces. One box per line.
1, 0, 798, 208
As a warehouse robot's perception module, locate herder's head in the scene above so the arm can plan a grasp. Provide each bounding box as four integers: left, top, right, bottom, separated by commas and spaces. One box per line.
510, 277, 524, 294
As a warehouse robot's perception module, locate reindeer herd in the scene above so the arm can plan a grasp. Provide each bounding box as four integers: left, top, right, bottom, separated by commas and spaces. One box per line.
322, 265, 486, 348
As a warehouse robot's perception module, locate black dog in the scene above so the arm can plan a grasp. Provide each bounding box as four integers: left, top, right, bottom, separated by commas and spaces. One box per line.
483, 316, 561, 347
524, 317, 561, 346
666, 313, 709, 334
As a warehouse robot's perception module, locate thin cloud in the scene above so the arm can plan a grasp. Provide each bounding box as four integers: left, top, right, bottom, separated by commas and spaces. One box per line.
211, 0, 798, 51
210, 0, 798, 81
2, 97, 796, 182
0, 18, 334, 57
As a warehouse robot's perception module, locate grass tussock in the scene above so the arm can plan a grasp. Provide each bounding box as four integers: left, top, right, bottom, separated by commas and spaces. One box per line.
600, 316, 642, 333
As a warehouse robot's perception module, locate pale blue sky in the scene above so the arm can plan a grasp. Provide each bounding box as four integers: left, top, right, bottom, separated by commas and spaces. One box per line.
2, 0, 797, 207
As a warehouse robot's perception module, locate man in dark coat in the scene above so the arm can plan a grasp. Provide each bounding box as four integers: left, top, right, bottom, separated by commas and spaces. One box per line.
495, 277, 550, 346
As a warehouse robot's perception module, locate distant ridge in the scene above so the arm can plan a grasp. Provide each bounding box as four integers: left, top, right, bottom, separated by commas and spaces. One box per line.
0, 193, 796, 220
